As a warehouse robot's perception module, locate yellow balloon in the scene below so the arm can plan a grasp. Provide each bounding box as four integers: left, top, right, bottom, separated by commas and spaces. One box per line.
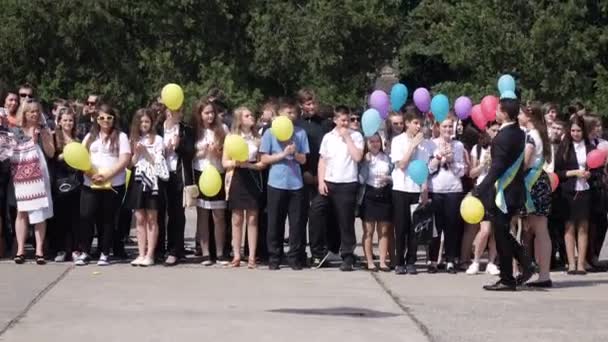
224, 134, 249, 162
63, 142, 92, 171
90, 168, 112, 190
460, 195, 485, 224
161, 83, 184, 111
199, 165, 222, 197
125, 169, 132, 189
271, 116, 294, 141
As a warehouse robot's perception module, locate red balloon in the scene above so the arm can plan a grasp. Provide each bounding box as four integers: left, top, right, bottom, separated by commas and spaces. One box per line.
481, 95, 499, 121
471, 104, 487, 131
549, 172, 559, 192
587, 149, 607, 169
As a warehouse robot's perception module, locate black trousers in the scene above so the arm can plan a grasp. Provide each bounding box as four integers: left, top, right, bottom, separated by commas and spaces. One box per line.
49, 190, 81, 254
164, 172, 186, 257
308, 184, 340, 258
310, 182, 358, 259
80, 185, 125, 255
392, 191, 420, 266
430, 192, 464, 263
266, 186, 306, 264
491, 208, 527, 285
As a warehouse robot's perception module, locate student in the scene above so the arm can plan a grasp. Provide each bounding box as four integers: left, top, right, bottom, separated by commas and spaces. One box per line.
76, 104, 131, 266
390, 108, 437, 275
428, 116, 466, 274
554, 115, 594, 275
222, 107, 265, 268
348, 110, 362, 132
160, 105, 195, 266
260, 100, 309, 270
10, 101, 55, 265
465, 121, 500, 275
359, 133, 392, 271
518, 102, 553, 287
546, 119, 567, 269
317, 106, 364, 271
127, 109, 169, 267
50, 107, 82, 262
192, 98, 229, 266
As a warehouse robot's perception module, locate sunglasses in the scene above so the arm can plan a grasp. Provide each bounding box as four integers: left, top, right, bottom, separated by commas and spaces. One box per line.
97, 115, 114, 122
86, 101, 97, 106
350, 117, 360, 122
19, 93, 33, 99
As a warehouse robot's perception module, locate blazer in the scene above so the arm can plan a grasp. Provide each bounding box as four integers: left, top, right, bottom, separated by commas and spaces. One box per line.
554, 140, 595, 193
475, 123, 526, 215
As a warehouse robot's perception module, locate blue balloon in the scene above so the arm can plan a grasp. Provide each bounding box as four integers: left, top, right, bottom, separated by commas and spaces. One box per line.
430, 94, 450, 122
498, 74, 516, 94
407, 159, 429, 186
390, 83, 408, 111
500, 90, 517, 99
362, 108, 382, 137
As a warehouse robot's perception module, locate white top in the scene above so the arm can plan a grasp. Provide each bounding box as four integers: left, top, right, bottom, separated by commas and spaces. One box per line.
544, 144, 557, 173
134, 135, 164, 165
471, 144, 490, 186
429, 138, 466, 193
84, 131, 131, 187
163, 124, 179, 171
573, 141, 589, 191
193, 126, 229, 172
241, 132, 259, 162
319, 129, 365, 183
390, 132, 436, 193
526, 129, 544, 167
359, 152, 392, 188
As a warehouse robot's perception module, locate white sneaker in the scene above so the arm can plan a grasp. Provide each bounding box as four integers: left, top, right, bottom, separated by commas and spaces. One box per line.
131, 256, 144, 267
139, 257, 154, 267
54, 251, 66, 263
74, 252, 89, 266
485, 262, 500, 276
97, 253, 110, 266
72, 252, 80, 261
466, 262, 480, 275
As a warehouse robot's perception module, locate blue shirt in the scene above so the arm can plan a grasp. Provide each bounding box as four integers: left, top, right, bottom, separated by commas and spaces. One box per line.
260, 126, 310, 190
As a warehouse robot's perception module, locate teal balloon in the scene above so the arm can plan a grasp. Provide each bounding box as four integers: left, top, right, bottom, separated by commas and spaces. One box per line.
407, 159, 429, 185
430, 94, 450, 122
498, 74, 516, 94
362, 108, 382, 137
500, 90, 517, 99
390, 83, 408, 111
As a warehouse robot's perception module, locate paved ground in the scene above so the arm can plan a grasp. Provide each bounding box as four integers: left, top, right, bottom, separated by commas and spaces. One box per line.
1, 209, 607, 342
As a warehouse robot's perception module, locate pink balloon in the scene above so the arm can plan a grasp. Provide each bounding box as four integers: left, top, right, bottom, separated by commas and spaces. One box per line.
587, 149, 607, 169
471, 104, 487, 131
481, 95, 499, 121
369, 90, 390, 119
549, 172, 559, 192
413, 88, 431, 113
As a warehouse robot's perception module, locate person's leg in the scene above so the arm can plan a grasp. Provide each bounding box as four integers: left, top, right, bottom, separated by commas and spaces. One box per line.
246, 210, 258, 267
197, 208, 211, 259
266, 187, 288, 266
576, 220, 589, 272
100, 188, 124, 257
212, 209, 226, 259
287, 188, 307, 267
166, 173, 186, 259
529, 215, 551, 281
134, 210, 147, 258
443, 193, 464, 264
15, 212, 28, 256
460, 223, 478, 265
78, 187, 98, 256
328, 183, 358, 262
378, 222, 390, 269
391, 191, 407, 268
492, 211, 517, 285
429, 193, 444, 264
404, 192, 422, 267
155, 186, 167, 260
308, 191, 329, 260
594, 212, 607, 260
146, 210, 159, 260
231, 210, 244, 264
363, 221, 375, 269
564, 221, 577, 272
33, 221, 46, 257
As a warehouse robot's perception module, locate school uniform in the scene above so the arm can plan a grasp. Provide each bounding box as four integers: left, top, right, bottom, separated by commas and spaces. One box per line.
359, 152, 392, 222
193, 127, 229, 209
126, 135, 167, 210
554, 140, 595, 222
228, 133, 263, 210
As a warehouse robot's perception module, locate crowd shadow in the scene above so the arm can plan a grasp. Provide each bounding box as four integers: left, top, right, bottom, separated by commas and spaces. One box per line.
267, 306, 400, 318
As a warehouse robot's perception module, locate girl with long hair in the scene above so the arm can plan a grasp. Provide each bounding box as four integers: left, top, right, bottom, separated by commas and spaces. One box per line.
127, 109, 169, 267
76, 104, 131, 266
222, 106, 265, 268
192, 98, 229, 266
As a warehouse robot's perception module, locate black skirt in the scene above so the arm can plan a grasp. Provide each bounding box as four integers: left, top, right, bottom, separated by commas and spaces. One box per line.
361, 185, 392, 222
126, 180, 162, 210
562, 189, 591, 222
228, 168, 263, 210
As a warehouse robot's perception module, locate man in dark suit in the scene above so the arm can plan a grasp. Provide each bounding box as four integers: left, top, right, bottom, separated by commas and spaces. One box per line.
474, 97, 534, 291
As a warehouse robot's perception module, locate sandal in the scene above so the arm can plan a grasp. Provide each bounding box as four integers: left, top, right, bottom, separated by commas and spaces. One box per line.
247, 258, 257, 269
14, 255, 25, 264
229, 258, 241, 268
35, 255, 46, 265
379, 265, 391, 272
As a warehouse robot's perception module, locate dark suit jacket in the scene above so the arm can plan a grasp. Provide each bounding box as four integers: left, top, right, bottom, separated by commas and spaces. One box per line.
475, 123, 526, 215
554, 140, 595, 193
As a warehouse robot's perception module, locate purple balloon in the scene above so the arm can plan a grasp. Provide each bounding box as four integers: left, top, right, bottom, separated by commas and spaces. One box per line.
413, 88, 431, 113
368, 90, 390, 119
454, 96, 473, 120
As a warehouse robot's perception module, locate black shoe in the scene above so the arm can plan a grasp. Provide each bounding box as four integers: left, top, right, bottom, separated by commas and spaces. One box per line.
516, 263, 535, 286
427, 265, 438, 274
289, 261, 303, 271
405, 264, 417, 275
574, 270, 587, 275
268, 262, 280, 270
395, 265, 407, 275
339, 256, 354, 272
483, 280, 516, 291
526, 280, 553, 288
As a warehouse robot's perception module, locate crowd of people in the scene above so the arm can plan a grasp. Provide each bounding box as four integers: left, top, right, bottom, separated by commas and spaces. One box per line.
0, 84, 606, 290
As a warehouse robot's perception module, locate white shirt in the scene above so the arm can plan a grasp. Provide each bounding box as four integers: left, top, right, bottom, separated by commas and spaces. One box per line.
429, 138, 466, 193
163, 124, 179, 171
319, 129, 364, 183
134, 135, 164, 165
471, 144, 490, 186
193, 126, 229, 172
573, 141, 589, 191
241, 132, 259, 162
526, 129, 544, 167
84, 132, 131, 187
390, 132, 436, 193
360, 152, 392, 188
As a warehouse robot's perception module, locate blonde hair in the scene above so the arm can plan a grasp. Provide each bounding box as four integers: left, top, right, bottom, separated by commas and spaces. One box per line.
16, 100, 43, 127
231, 106, 259, 138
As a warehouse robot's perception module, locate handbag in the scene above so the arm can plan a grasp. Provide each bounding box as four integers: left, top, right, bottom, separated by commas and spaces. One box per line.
54, 173, 81, 195
182, 161, 199, 208
410, 202, 437, 245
